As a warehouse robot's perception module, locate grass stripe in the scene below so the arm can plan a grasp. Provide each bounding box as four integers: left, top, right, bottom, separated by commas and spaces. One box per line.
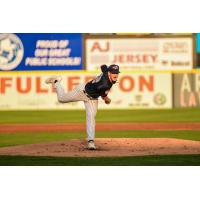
0, 154, 200, 166
0, 130, 200, 148
1, 108, 200, 123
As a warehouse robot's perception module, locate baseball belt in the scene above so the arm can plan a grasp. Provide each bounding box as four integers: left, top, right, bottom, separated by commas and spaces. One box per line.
83, 90, 97, 100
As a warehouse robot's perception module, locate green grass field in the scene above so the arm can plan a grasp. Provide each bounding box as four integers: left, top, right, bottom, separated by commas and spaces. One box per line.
0, 130, 200, 148
1, 154, 200, 166
0, 109, 200, 166
0, 108, 200, 123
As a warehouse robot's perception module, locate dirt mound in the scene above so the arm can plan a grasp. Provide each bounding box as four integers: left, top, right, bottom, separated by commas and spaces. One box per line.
0, 138, 200, 157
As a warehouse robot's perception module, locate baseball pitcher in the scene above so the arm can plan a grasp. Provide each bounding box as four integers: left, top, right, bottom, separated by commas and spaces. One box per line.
45, 64, 120, 150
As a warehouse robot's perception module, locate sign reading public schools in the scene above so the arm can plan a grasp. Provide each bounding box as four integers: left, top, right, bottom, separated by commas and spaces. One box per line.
0, 33, 83, 71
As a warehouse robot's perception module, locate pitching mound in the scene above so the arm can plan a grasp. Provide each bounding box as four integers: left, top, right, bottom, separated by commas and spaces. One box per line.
0, 138, 200, 157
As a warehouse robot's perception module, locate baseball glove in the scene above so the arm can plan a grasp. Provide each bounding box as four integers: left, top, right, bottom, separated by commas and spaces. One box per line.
101, 64, 108, 73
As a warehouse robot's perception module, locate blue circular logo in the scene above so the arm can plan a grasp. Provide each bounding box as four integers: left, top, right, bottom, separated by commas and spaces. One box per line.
0, 33, 24, 70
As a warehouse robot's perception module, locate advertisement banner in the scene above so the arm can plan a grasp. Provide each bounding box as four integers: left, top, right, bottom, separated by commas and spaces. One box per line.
174, 73, 200, 107
0, 72, 172, 110
86, 37, 193, 70
196, 33, 200, 53
0, 33, 83, 71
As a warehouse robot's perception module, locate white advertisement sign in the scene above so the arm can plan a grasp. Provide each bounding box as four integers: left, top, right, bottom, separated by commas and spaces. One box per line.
86, 38, 193, 70
0, 72, 172, 110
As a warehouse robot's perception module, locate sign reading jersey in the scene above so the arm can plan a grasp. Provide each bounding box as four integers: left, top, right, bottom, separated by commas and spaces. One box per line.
86, 36, 194, 70
0, 33, 83, 71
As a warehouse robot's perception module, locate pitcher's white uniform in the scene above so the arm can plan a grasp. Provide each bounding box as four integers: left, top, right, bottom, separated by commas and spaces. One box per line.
55, 81, 98, 141
45, 64, 120, 150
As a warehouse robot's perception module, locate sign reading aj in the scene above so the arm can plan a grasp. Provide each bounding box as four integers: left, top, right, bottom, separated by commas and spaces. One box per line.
0, 33, 83, 71
86, 37, 194, 70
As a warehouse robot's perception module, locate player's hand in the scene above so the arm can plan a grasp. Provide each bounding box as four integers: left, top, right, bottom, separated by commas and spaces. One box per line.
103, 96, 111, 104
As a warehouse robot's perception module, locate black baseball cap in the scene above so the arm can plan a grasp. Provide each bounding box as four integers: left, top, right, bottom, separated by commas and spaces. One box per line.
107, 64, 120, 74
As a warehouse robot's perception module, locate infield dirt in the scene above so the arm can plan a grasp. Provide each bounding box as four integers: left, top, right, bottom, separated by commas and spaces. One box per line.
1, 122, 200, 133
1, 122, 200, 157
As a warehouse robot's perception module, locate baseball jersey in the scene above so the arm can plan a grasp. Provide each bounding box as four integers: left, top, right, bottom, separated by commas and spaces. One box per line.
84, 72, 113, 99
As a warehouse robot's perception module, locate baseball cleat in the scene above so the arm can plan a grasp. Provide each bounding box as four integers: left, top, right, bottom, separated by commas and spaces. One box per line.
87, 140, 96, 150
45, 76, 62, 84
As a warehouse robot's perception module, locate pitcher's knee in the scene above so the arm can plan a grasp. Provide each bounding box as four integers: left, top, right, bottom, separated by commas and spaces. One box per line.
57, 96, 67, 103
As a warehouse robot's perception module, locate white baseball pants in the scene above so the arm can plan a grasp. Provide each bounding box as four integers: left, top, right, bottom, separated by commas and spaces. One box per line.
54, 82, 98, 141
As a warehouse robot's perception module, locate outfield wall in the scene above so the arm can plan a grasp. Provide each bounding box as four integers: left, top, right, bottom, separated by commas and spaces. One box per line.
0, 71, 172, 110
1, 70, 200, 110
0, 33, 199, 110
0, 33, 195, 72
